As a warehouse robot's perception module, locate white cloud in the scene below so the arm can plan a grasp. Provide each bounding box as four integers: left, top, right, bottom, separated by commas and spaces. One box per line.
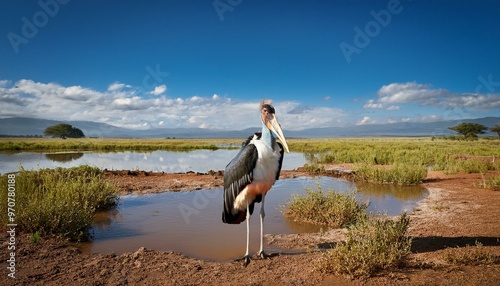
386, 105, 400, 110
363, 99, 400, 110
356, 116, 376, 125
108, 82, 131, 92
149, 85, 167, 96
199, 122, 210, 129
366, 81, 500, 110
4, 78, 494, 132
189, 96, 203, 103
2, 79, 348, 130
363, 100, 384, 109
386, 117, 411, 124
0, 80, 11, 88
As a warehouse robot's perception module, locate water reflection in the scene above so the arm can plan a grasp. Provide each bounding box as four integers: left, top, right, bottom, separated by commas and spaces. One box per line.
356, 182, 427, 215
0, 150, 307, 174
356, 182, 426, 200
80, 176, 427, 261
44, 152, 84, 163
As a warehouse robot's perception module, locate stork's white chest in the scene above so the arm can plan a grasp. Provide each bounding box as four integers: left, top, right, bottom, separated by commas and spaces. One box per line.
251, 139, 281, 184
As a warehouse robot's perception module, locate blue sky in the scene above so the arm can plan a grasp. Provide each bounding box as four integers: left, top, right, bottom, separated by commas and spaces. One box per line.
1, 0, 499, 131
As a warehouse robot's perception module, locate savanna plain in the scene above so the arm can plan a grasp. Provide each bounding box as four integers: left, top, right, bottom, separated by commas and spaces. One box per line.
0, 137, 499, 285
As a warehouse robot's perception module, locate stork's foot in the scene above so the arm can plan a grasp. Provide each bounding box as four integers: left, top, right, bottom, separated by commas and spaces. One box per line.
258, 251, 278, 259
235, 255, 251, 267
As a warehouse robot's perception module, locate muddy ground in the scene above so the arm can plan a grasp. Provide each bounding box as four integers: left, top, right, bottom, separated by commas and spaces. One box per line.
1, 167, 500, 285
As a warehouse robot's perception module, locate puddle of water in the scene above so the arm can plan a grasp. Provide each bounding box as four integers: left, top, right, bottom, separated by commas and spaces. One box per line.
80, 177, 427, 261
0, 150, 306, 174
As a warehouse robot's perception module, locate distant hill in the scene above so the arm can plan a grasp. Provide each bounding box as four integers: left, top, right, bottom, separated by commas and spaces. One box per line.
286, 117, 500, 138
0, 117, 132, 138
0, 117, 498, 138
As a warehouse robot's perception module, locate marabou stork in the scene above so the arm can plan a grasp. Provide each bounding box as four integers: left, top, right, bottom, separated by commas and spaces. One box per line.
222, 100, 289, 266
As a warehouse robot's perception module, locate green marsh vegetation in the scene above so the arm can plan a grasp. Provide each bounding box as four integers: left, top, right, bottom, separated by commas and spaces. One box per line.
284, 188, 411, 278
317, 213, 412, 279
479, 174, 500, 191
1, 137, 498, 187
283, 186, 368, 227
443, 242, 500, 266
0, 137, 222, 152
284, 138, 498, 277
0, 166, 119, 241
290, 137, 500, 185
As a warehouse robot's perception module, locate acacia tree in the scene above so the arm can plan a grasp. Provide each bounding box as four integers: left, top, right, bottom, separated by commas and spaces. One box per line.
491, 125, 500, 138
448, 123, 487, 140
43, 124, 85, 138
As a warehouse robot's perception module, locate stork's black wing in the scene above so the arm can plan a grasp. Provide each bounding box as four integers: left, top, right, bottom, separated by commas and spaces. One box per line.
275, 141, 285, 180
222, 137, 258, 224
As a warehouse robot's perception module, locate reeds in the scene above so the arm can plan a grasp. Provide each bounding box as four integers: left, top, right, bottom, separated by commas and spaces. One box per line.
291, 138, 499, 184
283, 186, 368, 228
0, 166, 119, 241
354, 163, 428, 185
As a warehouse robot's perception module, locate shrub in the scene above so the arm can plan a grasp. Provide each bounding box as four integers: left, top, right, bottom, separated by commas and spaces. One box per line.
283, 187, 368, 228
443, 242, 500, 265
302, 163, 325, 173
318, 213, 412, 279
478, 174, 500, 191
0, 166, 119, 241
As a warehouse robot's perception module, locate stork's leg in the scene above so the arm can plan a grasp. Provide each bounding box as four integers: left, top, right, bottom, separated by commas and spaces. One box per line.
235, 201, 252, 266
244, 201, 251, 266
258, 194, 269, 258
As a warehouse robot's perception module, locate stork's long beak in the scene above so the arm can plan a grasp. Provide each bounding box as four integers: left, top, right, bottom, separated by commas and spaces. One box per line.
265, 114, 290, 153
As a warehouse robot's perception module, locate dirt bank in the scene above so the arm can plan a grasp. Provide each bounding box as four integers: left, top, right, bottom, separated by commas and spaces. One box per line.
1, 169, 499, 285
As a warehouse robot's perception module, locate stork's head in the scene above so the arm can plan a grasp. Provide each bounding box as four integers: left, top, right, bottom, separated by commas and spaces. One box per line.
261, 101, 289, 153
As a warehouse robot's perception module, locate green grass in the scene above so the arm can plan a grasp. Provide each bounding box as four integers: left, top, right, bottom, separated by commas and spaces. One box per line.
0, 165, 119, 241
283, 186, 368, 228
291, 138, 499, 184
443, 242, 500, 265
317, 213, 412, 279
283, 183, 413, 278
2, 137, 498, 186
444, 159, 500, 175
0, 137, 222, 152
479, 174, 500, 191
292, 137, 499, 169
301, 163, 325, 173
30, 231, 40, 243
354, 163, 428, 185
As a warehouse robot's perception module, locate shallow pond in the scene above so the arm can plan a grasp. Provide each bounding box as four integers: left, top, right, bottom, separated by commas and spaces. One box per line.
1, 149, 428, 261
80, 176, 427, 261
0, 150, 306, 174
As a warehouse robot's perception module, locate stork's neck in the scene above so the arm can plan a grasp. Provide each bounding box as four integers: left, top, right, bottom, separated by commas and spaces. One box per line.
261, 121, 276, 149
